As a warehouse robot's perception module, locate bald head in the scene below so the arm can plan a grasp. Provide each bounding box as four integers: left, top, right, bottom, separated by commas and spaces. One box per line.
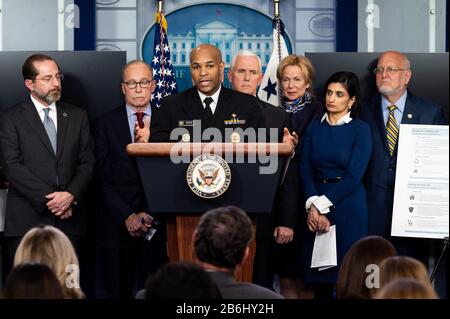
379, 51, 411, 69
376, 50, 412, 103
190, 44, 222, 65
189, 44, 224, 96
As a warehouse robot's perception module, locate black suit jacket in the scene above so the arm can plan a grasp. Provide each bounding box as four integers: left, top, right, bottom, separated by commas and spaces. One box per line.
361, 91, 447, 236
93, 106, 149, 246
0, 99, 94, 237
150, 86, 265, 142
255, 100, 300, 240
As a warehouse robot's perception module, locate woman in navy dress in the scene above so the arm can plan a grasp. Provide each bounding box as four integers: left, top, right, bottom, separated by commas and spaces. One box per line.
299, 72, 372, 298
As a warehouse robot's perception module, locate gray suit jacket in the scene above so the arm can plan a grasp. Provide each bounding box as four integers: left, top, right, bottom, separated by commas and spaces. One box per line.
209, 271, 283, 299
0, 99, 94, 237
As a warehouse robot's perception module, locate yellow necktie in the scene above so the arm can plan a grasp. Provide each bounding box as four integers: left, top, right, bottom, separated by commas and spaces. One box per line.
386, 105, 399, 156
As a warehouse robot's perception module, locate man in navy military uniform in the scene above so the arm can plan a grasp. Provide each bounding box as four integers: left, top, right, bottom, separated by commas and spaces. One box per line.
150, 44, 265, 143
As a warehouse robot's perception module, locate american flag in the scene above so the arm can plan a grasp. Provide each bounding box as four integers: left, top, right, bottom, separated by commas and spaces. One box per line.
150, 12, 177, 108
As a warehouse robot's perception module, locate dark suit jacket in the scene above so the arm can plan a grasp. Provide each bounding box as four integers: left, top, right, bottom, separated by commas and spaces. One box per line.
208, 271, 283, 299
150, 86, 265, 142
255, 99, 299, 239
361, 91, 447, 236
0, 99, 94, 237
93, 106, 150, 246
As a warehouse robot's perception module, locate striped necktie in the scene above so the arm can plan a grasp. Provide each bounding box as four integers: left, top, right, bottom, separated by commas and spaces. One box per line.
386, 105, 399, 156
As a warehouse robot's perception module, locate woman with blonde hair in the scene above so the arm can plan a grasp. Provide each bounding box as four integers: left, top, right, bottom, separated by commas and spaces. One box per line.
375, 278, 438, 299
380, 256, 431, 287
274, 55, 322, 299
14, 225, 84, 299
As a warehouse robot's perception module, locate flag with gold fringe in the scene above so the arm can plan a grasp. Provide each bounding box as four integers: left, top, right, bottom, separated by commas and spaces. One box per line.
151, 12, 178, 108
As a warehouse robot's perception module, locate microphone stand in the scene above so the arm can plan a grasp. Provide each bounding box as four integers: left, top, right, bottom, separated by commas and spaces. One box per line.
430, 236, 449, 282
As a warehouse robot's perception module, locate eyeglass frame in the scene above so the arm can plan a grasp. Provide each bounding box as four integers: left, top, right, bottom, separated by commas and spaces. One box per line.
33, 73, 64, 82
373, 67, 410, 75
122, 79, 156, 89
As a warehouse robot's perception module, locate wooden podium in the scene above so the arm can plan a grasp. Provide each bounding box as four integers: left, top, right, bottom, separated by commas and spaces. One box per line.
127, 143, 292, 282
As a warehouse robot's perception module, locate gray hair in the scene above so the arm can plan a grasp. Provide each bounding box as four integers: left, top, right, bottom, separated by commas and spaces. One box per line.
230, 50, 263, 72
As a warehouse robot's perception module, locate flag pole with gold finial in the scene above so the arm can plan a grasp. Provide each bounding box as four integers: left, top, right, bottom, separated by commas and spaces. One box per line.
157, 0, 163, 13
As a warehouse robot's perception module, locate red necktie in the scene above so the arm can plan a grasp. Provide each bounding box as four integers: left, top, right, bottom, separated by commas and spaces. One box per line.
135, 112, 145, 128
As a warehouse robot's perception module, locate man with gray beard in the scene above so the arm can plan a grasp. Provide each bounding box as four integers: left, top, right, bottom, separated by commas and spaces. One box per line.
0, 54, 94, 267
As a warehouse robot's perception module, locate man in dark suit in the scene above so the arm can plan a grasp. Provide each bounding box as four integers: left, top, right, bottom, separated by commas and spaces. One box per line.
0, 54, 94, 263
150, 44, 265, 143
227, 50, 303, 297
93, 60, 167, 298
194, 205, 283, 299
361, 50, 447, 262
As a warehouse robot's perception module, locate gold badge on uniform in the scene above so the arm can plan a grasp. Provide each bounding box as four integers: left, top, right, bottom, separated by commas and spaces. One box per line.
230, 131, 241, 143
182, 133, 191, 142
178, 120, 194, 127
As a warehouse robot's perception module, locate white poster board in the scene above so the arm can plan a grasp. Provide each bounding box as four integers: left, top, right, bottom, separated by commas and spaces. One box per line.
391, 124, 449, 239
0, 189, 7, 232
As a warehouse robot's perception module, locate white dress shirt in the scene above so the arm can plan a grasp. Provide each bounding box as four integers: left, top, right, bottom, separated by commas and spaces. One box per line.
31, 94, 58, 130
197, 85, 222, 114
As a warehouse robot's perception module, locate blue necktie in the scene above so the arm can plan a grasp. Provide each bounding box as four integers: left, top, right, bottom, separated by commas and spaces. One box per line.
43, 108, 57, 153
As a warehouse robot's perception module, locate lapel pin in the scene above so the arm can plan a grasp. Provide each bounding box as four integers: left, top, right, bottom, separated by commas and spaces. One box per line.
63, 112, 68, 117
407, 113, 412, 119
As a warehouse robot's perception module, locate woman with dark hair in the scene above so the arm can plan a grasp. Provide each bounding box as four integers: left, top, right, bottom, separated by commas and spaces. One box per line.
337, 236, 397, 299
299, 71, 372, 298
2, 263, 64, 299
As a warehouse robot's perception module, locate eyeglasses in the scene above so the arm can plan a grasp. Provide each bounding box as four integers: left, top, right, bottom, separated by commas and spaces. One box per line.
373, 67, 409, 75
34, 73, 64, 82
122, 79, 155, 89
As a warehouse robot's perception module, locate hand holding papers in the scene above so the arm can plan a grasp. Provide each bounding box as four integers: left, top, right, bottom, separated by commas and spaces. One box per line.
311, 225, 337, 271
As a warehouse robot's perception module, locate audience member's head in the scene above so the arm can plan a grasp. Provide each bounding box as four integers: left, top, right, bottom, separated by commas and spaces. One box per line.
2, 263, 64, 299
337, 235, 397, 299
145, 262, 221, 299
194, 206, 254, 271
14, 225, 84, 299
374, 278, 438, 299
380, 256, 431, 287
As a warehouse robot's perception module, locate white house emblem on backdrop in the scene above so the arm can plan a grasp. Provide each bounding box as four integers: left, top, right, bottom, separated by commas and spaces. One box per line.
309, 13, 335, 38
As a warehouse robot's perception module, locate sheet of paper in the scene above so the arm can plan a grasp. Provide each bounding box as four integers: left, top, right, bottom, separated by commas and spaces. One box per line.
0, 189, 7, 232
311, 225, 337, 270
391, 125, 449, 239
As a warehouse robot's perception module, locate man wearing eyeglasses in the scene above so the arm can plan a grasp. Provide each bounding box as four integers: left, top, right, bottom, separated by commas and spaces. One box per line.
361, 50, 447, 262
92, 60, 167, 298
0, 54, 94, 267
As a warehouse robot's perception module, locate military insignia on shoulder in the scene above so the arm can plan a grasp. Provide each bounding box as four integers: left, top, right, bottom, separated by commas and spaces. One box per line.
224, 113, 246, 125
186, 154, 231, 199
